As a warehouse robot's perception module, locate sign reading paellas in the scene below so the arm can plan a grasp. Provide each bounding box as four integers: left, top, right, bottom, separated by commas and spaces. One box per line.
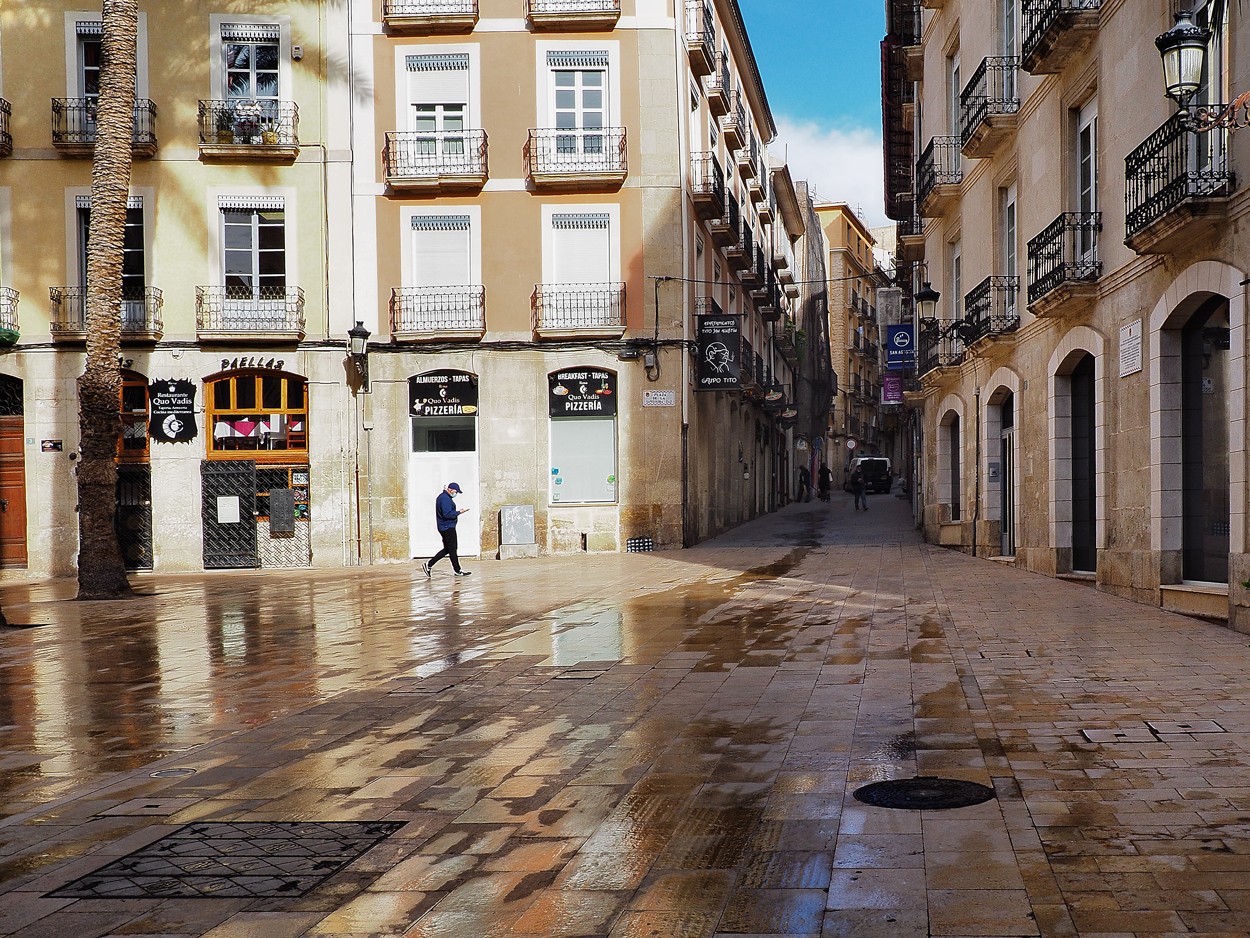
148, 379, 198, 443
549, 368, 616, 416
409, 370, 479, 417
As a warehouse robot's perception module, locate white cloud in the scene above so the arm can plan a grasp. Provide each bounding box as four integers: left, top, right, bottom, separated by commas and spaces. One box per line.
770, 118, 888, 230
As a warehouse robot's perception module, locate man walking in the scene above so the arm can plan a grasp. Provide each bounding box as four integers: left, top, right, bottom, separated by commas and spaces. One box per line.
797, 464, 811, 503
422, 482, 472, 577
849, 464, 868, 511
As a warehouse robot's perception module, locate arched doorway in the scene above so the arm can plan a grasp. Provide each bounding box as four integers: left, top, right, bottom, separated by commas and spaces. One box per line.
1181, 299, 1231, 582
938, 410, 961, 522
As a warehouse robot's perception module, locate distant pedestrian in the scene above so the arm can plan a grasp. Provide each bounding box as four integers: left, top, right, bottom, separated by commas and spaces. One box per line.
422, 482, 472, 577
797, 464, 811, 502
817, 463, 832, 502
849, 465, 868, 511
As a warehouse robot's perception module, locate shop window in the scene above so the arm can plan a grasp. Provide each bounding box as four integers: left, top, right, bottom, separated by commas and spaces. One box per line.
207, 370, 307, 460
548, 367, 617, 504
118, 370, 149, 460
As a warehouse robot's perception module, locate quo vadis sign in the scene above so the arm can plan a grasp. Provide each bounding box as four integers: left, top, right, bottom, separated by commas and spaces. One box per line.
409, 370, 479, 417
695, 315, 741, 391
148, 379, 198, 443
549, 368, 616, 416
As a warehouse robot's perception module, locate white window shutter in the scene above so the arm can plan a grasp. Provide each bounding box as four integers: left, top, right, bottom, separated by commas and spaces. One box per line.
412, 216, 470, 287
551, 213, 609, 284
407, 54, 470, 105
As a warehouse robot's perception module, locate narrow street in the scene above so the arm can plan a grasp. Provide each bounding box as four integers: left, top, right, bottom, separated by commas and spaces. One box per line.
2, 490, 1250, 936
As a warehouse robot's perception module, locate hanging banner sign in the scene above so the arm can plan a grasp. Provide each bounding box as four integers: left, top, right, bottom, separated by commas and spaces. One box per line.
409, 370, 479, 417
695, 315, 742, 391
149, 379, 198, 443
549, 368, 617, 416
882, 372, 904, 404
886, 324, 915, 370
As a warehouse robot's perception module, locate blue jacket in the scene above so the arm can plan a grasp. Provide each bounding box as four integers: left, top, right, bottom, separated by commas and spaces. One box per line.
435, 491, 459, 531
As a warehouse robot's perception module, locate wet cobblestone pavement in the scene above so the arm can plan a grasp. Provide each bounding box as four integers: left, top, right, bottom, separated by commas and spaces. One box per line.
5, 493, 1250, 935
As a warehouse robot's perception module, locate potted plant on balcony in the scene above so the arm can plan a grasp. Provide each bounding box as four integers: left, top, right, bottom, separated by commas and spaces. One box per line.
215, 107, 235, 144
260, 118, 279, 146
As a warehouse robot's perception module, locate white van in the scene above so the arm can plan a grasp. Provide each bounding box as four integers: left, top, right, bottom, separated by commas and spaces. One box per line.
846, 456, 893, 494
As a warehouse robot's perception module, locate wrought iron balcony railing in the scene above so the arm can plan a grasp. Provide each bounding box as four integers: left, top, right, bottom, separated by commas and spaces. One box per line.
693, 296, 723, 317
917, 321, 964, 374
690, 152, 725, 221
198, 100, 299, 156
706, 53, 731, 116
195, 285, 306, 336
963, 276, 1020, 342
1125, 110, 1233, 247
721, 92, 747, 150
1022, 0, 1100, 74
381, 0, 479, 30
526, 127, 627, 187
51, 98, 158, 156
49, 286, 164, 337
709, 194, 740, 247
526, 0, 620, 29
685, 0, 716, 76
532, 283, 625, 334
383, 129, 488, 188
390, 286, 485, 337
916, 136, 962, 213
726, 219, 753, 269
959, 56, 1019, 153
0, 287, 18, 342
0, 99, 10, 157
1027, 212, 1101, 305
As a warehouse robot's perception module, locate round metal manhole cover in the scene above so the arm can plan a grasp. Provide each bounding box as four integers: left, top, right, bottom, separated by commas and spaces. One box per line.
150, 768, 197, 779
853, 776, 995, 810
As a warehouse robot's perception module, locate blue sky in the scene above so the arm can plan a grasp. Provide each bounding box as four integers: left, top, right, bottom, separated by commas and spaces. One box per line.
736, 1, 888, 226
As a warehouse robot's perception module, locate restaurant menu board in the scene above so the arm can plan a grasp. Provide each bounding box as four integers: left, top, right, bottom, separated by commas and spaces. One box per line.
149, 379, 198, 443
548, 369, 617, 416
410, 370, 479, 417
695, 315, 741, 391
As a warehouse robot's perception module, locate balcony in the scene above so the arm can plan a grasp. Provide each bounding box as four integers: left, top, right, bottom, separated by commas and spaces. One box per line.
709, 195, 739, 248
893, 0, 923, 81
198, 100, 299, 161
0, 288, 18, 345
916, 136, 962, 216
1125, 112, 1232, 255
685, 0, 716, 76
757, 189, 774, 225
775, 320, 799, 368
741, 244, 765, 288
917, 321, 964, 374
526, 128, 626, 191
51, 98, 158, 158
0, 99, 10, 157
962, 276, 1020, 344
526, 0, 620, 31
706, 54, 731, 117
532, 283, 626, 338
383, 130, 487, 192
390, 286, 485, 341
960, 57, 1019, 158
720, 93, 746, 151
1021, 0, 1100, 75
693, 296, 723, 318
690, 152, 725, 221
195, 286, 306, 342
737, 137, 757, 181
725, 219, 753, 271
49, 286, 163, 342
772, 235, 792, 279
897, 212, 925, 263
1027, 212, 1100, 317
382, 0, 478, 32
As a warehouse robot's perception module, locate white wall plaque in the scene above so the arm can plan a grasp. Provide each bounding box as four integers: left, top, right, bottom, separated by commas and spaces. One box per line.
217, 495, 241, 524
1119, 320, 1143, 377
643, 390, 676, 406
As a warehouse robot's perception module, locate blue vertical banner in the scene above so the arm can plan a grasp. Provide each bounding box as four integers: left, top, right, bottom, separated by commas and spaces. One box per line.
886, 324, 915, 370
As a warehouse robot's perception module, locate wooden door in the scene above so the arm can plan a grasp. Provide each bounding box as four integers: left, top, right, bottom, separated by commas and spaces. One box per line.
0, 416, 27, 567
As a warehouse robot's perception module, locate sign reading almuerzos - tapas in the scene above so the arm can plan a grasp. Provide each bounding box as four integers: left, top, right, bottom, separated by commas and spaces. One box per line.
409, 370, 479, 417
549, 368, 617, 416
695, 315, 741, 391
148, 379, 198, 443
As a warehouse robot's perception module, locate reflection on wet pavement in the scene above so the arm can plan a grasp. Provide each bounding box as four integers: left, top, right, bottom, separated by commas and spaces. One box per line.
6, 495, 1250, 934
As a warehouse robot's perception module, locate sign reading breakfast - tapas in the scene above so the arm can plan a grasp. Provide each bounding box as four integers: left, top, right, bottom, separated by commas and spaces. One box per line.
548, 368, 617, 417
409, 370, 479, 417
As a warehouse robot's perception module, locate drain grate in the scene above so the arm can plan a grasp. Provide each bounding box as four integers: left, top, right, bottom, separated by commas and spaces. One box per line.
853, 776, 996, 810
48, 820, 405, 899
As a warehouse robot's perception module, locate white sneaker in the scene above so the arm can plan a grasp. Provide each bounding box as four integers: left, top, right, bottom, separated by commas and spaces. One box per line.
421, 561, 431, 577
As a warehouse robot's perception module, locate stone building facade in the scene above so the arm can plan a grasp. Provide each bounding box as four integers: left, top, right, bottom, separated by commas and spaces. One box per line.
883, 0, 1250, 624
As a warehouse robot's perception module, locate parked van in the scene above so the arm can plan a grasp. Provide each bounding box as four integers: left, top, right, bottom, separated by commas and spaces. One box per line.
846, 456, 892, 494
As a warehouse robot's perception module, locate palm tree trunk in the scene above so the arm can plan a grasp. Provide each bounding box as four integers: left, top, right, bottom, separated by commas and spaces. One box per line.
77, 0, 137, 600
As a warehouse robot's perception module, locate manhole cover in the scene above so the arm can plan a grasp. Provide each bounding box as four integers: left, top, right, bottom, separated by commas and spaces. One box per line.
853, 776, 995, 810
48, 820, 405, 899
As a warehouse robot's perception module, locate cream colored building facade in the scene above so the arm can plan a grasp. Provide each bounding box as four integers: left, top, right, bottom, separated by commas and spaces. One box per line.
884, 0, 1250, 624
0, 0, 817, 577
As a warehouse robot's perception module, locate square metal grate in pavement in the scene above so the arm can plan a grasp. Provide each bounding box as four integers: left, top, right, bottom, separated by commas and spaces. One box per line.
48, 820, 406, 899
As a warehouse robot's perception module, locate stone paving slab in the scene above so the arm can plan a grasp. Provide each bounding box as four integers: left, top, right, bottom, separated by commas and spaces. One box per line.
2, 492, 1250, 934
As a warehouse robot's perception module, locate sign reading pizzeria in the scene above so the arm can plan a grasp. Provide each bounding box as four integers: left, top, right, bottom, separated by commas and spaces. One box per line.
409, 370, 479, 417
549, 368, 617, 417
148, 379, 198, 443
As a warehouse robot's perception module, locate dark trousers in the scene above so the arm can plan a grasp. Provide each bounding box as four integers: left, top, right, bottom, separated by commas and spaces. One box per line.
429, 527, 460, 572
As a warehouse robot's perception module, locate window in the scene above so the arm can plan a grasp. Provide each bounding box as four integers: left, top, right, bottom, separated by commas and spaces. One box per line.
1002, 184, 1017, 315
221, 198, 286, 300
949, 240, 962, 321
412, 215, 470, 287
1076, 100, 1097, 263
78, 196, 146, 322
548, 50, 608, 156
947, 52, 961, 136
551, 212, 610, 284
208, 371, 307, 458
77, 22, 101, 100
407, 53, 470, 158
223, 24, 280, 101
118, 371, 149, 460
